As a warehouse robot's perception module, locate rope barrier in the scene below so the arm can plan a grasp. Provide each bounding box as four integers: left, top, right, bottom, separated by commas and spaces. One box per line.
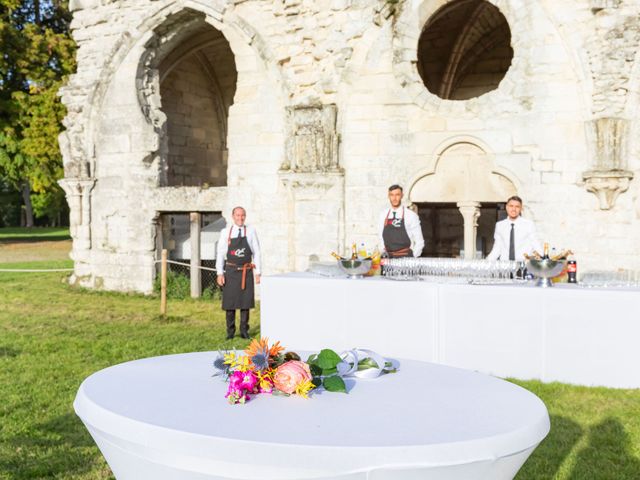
0, 260, 216, 274
154, 259, 218, 272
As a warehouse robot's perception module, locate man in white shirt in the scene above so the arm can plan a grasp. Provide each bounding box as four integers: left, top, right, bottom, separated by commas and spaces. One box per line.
216, 207, 261, 339
486, 196, 541, 261
378, 184, 424, 258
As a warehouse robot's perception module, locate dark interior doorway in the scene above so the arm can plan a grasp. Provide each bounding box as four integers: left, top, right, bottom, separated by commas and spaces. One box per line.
415, 202, 506, 258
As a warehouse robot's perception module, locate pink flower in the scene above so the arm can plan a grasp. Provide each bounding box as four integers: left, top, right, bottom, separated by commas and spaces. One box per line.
229, 370, 257, 391
273, 360, 312, 394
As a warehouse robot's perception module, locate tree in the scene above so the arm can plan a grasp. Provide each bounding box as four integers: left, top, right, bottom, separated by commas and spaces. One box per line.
0, 0, 75, 226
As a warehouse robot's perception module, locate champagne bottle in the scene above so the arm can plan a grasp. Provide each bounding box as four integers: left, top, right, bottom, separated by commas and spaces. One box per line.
551, 249, 573, 262
351, 242, 358, 260
331, 252, 346, 261
542, 243, 550, 260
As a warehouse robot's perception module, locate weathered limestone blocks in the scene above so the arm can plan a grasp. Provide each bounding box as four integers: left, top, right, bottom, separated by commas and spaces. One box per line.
58, 0, 640, 291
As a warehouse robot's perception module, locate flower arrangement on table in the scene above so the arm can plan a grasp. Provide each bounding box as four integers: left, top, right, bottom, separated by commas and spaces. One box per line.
213, 338, 396, 404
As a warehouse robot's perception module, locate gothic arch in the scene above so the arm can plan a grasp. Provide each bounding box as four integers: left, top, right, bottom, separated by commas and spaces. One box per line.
65, 1, 287, 180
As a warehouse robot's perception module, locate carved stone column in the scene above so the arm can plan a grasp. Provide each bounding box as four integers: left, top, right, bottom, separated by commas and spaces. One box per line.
59, 178, 96, 251
583, 118, 634, 210
457, 201, 481, 260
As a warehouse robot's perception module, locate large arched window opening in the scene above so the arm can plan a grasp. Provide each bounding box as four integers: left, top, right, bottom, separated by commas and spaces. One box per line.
159, 24, 237, 187
417, 0, 513, 100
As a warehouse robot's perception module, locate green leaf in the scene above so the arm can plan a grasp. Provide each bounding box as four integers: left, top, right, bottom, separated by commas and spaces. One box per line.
311, 376, 322, 388
309, 363, 322, 377
306, 353, 318, 365
357, 358, 379, 370
316, 349, 342, 370
323, 375, 347, 393
271, 389, 290, 397
321, 367, 337, 376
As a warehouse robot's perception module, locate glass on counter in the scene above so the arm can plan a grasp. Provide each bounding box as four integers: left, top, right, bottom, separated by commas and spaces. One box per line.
382, 257, 521, 284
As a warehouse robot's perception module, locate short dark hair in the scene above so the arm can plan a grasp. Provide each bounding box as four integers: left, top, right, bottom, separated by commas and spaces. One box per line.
388, 184, 403, 193
506, 195, 522, 205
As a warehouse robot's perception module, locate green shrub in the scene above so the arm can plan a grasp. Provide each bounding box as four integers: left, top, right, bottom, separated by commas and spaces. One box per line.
153, 270, 191, 299
153, 270, 219, 301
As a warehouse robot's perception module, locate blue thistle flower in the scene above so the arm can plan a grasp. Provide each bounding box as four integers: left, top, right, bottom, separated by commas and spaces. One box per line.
251, 352, 269, 371
212, 352, 230, 378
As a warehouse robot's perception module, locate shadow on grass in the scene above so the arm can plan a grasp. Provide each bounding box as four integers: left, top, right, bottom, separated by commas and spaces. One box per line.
153, 314, 190, 323
0, 412, 108, 479
517, 415, 582, 479
568, 418, 640, 480
0, 345, 20, 357
0, 236, 71, 243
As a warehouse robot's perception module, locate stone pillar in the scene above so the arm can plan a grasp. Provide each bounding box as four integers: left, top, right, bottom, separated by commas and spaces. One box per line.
59, 178, 96, 251
457, 201, 481, 260
280, 172, 345, 272
279, 103, 344, 271
190, 212, 201, 298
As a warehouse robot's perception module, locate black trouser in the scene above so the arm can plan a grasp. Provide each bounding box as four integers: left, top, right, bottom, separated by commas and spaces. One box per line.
225, 309, 249, 337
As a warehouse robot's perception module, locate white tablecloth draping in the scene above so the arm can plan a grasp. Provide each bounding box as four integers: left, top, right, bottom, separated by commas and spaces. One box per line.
74, 352, 550, 480
260, 273, 640, 389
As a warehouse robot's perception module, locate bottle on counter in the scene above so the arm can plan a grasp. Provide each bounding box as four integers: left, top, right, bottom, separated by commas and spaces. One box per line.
542, 243, 550, 260
370, 245, 382, 276
567, 255, 578, 283
358, 243, 368, 259
515, 261, 525, 280
380, 249, 389, 276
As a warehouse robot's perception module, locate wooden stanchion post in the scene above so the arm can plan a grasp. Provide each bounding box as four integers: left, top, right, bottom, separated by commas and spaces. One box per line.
160, 249, 167, 316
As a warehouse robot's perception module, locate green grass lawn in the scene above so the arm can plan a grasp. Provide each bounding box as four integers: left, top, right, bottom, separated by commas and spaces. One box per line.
0, 260, 639, 479
0, 227, 70, 243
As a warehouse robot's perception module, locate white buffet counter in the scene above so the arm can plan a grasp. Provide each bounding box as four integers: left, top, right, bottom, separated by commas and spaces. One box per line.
261, 273, 640, 389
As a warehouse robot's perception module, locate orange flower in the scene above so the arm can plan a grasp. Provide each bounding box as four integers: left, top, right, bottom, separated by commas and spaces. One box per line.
245, 337, 284, 360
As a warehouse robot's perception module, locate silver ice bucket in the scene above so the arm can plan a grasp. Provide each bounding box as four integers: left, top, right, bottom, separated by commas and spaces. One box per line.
526, 258, 565, 288
338, 259, 372, 279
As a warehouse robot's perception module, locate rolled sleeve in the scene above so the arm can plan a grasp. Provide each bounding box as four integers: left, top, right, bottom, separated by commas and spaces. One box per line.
215, 228, 228, 273
249, 227, 261, 274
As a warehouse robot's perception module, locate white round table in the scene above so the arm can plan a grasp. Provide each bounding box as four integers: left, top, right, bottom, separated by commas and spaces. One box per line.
74, 352, 550, 480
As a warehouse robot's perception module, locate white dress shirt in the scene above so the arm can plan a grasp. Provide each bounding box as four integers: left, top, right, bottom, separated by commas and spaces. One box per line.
486, 216, 541, 261
378, 206, 425, 257
215, 224, 262, 274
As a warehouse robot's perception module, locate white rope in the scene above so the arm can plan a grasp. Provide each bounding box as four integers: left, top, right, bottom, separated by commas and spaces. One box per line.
0, 268, 74, 272
0, 260, 218, 274
155, 259, 218, 272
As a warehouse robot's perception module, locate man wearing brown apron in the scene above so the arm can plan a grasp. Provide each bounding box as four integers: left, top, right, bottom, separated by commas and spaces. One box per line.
215, 207, 261, 339
378, 184, 425, 258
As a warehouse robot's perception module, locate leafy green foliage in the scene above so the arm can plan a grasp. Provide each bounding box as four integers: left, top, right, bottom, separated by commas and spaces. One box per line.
153, 270, 191, 300
0, 1, 76, 225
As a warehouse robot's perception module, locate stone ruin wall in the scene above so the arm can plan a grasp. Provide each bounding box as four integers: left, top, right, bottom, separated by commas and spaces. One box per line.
59, 0, 640, 292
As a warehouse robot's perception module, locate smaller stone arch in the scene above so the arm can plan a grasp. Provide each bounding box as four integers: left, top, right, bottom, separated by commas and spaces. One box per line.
409, 140, 517, 203
409, 137, 518, 259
